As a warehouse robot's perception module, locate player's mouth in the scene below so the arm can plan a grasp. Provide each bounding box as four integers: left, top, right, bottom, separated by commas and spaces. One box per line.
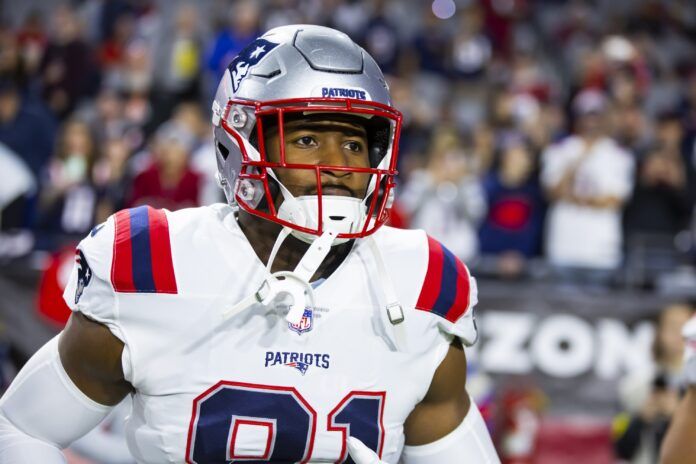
314, 185, 356, 197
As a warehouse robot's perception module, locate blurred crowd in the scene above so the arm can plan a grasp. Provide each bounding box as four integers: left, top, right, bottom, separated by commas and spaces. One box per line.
0, 2, 695, 462
0, 0, 695, 290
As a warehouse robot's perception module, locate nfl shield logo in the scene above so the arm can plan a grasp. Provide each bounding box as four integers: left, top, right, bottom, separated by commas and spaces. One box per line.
288, 308, 313, 335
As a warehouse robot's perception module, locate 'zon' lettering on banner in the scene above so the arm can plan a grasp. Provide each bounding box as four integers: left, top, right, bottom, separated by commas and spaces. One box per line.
475, 311, 654, 379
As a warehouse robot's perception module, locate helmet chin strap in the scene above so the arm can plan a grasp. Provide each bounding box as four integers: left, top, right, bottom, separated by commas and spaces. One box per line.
222, 225, 338, 326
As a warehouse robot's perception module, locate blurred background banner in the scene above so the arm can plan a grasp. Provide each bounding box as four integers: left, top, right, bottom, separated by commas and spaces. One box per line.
0, 0, 695, 462
474, 280, 661, 415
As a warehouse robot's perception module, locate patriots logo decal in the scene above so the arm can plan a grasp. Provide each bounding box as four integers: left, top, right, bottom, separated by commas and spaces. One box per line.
75, 249, 92, 304
90, 222, 105, 237
227, 38, 279, 92
285, 362, 309, 375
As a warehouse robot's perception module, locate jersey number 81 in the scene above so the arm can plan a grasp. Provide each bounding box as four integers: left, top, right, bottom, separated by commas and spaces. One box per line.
185, 381, 385, 463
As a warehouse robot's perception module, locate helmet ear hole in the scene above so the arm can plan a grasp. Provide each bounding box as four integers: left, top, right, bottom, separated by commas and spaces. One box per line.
217, 142, 230, 160
365, 117, 391, 168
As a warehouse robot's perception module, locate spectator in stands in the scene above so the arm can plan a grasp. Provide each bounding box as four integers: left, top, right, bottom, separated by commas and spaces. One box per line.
206, 1, 260, 82
170, 102, 222, 206
674, 74, 696, 223
624, 113, 691, 238
361, 0, 400, 75
15, 10, 47, 77
98, 10, 134, 75
151, 3, 203, 125
0, 23, 32, 86
680, 71, 696, 133
524, 102, 567, 155
450, 4, 491, 79
541, 90, 634, 278
410, 10, 449, 76
0, 75, 56, 187
479, 135, 545, 277
38, 119, 98, 236
93, 137, 132, 223
0, 143, 35, 231
614, 303, 694, 464
90, 89, 128, 142
488, 88, 520, 149
611, 102, 653, 157
39, 5, 99, 118
126, 121, 201, 211
399, 127, 486, 261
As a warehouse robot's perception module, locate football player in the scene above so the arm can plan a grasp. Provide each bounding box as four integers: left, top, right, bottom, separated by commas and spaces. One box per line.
660, 315, 696, 464
0, 26, 499, 463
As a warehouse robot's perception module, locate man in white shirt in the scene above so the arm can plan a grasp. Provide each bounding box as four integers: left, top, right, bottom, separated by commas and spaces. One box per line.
541, 90, 634, 272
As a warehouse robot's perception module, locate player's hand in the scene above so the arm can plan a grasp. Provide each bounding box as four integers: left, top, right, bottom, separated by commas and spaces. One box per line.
347, 437, 387, 464
683, 315, 696, 385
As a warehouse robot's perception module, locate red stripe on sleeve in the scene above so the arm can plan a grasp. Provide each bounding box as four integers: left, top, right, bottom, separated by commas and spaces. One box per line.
147, 207, 178, 294
415, 236, 444, 311
444, 258, 471, 323
111, 209, 135, 292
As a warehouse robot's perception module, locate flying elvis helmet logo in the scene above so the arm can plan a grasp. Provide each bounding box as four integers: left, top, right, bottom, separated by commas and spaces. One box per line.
74, 249, 92, 304
228, 38, 279, 92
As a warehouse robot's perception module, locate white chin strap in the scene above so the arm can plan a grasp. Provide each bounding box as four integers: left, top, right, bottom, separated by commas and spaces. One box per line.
222, 226, 337, 326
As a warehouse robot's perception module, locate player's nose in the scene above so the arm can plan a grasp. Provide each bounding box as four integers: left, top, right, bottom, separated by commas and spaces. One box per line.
319, 138, 351, 176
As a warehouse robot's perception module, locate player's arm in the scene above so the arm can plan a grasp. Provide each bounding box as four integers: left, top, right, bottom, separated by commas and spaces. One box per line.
660, 315, 696, 464
403, 342, 470, 444
400, 341, 499, 463
59, 312, 132, 405
660, 386, 696, 464
0, 304, 131, 462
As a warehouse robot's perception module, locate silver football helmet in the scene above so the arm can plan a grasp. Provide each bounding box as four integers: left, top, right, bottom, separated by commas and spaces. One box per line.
211, 24, 402, 243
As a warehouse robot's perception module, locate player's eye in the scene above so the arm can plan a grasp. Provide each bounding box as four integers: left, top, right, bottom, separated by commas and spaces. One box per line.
344, 140, 364, 152
293, 135, 317, 147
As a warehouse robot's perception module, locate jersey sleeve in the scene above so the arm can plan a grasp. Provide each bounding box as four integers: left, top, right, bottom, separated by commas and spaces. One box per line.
62, 215, 124, 342
414, 236, 478, 346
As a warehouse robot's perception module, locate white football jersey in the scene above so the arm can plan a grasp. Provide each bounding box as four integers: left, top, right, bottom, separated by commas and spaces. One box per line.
63, 204, 478, 464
